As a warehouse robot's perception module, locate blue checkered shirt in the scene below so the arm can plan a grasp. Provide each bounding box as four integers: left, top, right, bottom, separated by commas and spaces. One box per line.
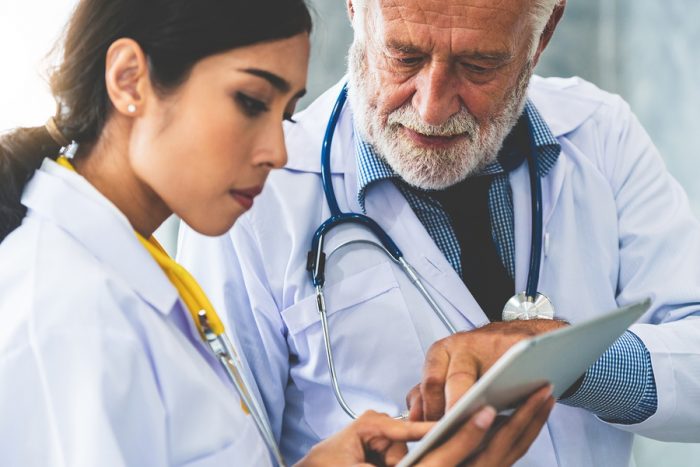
355, 101, 657, 424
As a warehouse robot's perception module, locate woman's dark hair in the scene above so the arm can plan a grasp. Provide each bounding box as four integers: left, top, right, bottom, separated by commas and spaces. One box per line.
0, 0, 311, 241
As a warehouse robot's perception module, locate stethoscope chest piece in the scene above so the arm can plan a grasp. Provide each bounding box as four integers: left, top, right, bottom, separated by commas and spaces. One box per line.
502, 292, 555, 321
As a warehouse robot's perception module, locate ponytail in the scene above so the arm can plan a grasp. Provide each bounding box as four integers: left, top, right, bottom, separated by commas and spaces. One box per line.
0, 126, 63, 241
0, 0, 312, 243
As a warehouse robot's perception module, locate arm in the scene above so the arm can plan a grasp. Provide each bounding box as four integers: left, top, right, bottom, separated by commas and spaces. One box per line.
408, 96, 700, 439
559, 330, 656, 423
586, 96, 700, 439
0, 330, 167, 466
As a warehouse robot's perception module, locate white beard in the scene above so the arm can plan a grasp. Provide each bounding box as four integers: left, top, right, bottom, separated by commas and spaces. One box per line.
347, 42, 532, 190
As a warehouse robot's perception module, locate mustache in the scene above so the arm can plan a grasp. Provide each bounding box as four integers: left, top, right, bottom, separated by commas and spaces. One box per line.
386, 104, 479, 139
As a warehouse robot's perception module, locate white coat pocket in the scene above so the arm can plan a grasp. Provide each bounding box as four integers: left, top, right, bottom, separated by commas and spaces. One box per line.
280, 261, 426, 438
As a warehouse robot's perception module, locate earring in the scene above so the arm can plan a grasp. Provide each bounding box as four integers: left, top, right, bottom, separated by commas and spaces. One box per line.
127, 104, 136, 113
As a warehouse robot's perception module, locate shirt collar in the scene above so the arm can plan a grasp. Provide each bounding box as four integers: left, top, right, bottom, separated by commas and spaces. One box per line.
355, 100, 561, 211
21, 159, 180, 314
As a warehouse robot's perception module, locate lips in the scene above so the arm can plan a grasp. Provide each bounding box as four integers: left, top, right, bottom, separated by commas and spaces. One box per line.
229, 186, 263, 210
402, 127, 467, 149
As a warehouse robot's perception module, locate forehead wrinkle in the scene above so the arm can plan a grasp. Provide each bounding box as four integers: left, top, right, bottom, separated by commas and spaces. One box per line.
380, 0, 521, 28
378, 0, 526, 58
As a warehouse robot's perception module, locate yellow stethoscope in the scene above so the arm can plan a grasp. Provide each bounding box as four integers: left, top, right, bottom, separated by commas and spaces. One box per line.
56, 154, 286, 467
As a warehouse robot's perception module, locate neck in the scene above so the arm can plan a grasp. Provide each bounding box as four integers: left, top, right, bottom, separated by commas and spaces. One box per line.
72, 119, 171, 238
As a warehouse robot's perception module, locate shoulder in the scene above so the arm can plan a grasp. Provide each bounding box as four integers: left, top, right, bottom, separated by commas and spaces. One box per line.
530, 76, 667, 202
0, 216, 143, 350
285, 80, 346, 148
283, 79, 352, 174
528, 75, 633, 138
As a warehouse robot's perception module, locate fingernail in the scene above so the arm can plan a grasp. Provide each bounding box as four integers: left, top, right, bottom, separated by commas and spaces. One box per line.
544, 384, 554, 398
474, 406, 496, 430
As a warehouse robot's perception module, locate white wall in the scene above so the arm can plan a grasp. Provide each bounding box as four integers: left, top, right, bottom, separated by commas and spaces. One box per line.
0, 1, 76, 132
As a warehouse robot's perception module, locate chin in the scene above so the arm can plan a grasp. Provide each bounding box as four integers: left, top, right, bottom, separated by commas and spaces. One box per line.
186, 215, 239, 238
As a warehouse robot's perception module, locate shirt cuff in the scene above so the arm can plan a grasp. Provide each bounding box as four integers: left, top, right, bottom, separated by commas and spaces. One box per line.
559, 330, 658, 424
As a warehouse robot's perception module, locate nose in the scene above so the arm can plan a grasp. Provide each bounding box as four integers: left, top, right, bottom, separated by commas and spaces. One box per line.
412, 62, 462, 126
256, 120, 288, 170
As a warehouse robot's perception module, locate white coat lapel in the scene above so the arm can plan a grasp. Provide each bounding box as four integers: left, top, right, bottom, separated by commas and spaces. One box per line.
542, 150, 567, 229
317, 81, 488, 330
511, 147, 568, 298
366, 181, 489, 329
510, 161, 533, 295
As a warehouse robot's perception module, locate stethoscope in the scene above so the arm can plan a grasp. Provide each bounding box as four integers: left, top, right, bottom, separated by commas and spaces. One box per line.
56, 152, 286, 465
306, 84, 555, 420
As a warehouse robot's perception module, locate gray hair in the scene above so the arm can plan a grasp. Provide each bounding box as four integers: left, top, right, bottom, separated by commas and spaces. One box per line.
528, 0, 562, 57
351, 0, 562, 57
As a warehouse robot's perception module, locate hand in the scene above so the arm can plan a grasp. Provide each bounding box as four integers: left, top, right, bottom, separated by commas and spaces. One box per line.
295, 406, 496, 467
417, 386, 554, 467
295, 386, 554, 467
407, 319, 567, 421
462, 385, 556, 467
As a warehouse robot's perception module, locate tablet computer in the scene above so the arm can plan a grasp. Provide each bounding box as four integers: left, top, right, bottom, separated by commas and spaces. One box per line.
397, 298, 651, 467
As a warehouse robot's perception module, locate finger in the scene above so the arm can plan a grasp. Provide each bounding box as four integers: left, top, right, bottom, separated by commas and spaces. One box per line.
409, 392, 424, 422
501, 397, 555, 465
417, 406, 496, 467
351, 412, 436, 466
406, 384, 424, 421
444, 351, 479, 412
384, 441, 409, 466
355, 412, 437, 443
421, 346, 450, 421
474, 385, 553, 466
376, 420, 435, 442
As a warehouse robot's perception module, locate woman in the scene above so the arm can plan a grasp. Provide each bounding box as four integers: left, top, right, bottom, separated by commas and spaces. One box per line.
0, 0, 554, 465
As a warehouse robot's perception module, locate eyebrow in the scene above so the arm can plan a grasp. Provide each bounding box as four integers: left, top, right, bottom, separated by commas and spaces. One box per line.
386, 42, 512, 63
462, 51, 513, 62
387, 42, 422, 55
240, 68, 307, 98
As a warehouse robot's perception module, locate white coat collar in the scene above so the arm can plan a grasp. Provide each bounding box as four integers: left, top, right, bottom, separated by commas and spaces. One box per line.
283, 75, 604, 175
21, 159, 179, 314
527, 75, 605, 136
283, 79, 353, 175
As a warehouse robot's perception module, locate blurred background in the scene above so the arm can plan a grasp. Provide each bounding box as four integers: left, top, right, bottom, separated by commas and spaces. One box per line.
1, 2, 698, 464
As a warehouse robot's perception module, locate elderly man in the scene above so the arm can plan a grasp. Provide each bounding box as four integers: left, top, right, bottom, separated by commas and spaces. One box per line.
179, 0, 700, 465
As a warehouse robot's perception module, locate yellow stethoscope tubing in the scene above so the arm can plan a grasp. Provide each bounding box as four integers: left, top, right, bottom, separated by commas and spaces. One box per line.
55, 155, 286, 467
137, 236, 286, 466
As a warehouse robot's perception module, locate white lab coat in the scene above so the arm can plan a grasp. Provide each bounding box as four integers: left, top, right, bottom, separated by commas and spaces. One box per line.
178, 76, 700, 467
0, 160, 272, 467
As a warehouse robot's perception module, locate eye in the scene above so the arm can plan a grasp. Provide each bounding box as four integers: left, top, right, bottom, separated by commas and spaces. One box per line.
396, 56, 423, 66
235, 92, 269, 117
284, 98, 301, 123
462, 63, 491, 74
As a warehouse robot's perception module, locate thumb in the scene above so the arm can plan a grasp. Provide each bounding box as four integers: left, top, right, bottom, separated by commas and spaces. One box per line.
406, 384, 424, 421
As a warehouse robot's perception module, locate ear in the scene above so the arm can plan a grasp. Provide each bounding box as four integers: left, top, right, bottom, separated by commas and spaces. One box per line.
347, 0, 355, 22
531, 0, 566, 66
104, 38, 150, 117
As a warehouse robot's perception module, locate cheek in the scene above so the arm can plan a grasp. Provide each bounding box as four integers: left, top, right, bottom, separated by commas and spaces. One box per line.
130, 110, 250, 232
371, 74, 416, 116
155, 142, 248, 236
459, 62, 531, 118
456, 86, 503, 122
